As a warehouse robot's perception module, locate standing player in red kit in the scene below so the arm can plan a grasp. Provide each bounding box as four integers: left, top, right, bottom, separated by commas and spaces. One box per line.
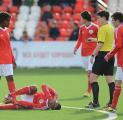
104, 12, 123, 112
0, 12, 16, 100
74, 11, 98, 97
1, 84, 61, 110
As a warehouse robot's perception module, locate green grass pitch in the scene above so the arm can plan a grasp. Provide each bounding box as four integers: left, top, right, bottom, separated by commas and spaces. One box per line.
0, 68, 123, 120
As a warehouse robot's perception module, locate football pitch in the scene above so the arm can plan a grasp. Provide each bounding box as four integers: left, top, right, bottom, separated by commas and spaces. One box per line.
0, 68, 122, 120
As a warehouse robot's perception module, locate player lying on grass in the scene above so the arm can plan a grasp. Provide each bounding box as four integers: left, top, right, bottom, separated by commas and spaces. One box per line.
0, 84, 61, 110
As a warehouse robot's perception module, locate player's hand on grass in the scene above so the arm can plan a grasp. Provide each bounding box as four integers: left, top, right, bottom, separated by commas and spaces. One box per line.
3, 95, 13, 104
13, 61, 17, 69
73, 48, 77, 55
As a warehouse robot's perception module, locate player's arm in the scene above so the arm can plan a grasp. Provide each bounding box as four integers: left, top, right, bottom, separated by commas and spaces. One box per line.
47, 86, 58, 100
41, 85, 53, 100
92, 42, 103, 56
74, 28, 83, 54
105, 29, 123, 61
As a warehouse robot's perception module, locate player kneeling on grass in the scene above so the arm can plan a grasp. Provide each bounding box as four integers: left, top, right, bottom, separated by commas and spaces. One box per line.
104, 12, 123, 112
1, 84, 61, 110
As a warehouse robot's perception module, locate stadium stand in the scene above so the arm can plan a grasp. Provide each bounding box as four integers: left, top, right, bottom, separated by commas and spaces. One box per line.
0, 0, 109, 41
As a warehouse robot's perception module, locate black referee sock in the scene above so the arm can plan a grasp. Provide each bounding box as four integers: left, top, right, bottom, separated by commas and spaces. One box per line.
91, 82, 99, 104
108, 82, 115, 104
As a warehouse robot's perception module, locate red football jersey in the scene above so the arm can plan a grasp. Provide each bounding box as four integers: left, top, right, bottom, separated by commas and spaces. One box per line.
107, 24, 123, 67
75, 23, 98, 56
41, 84, 58, 100
0, 27, 15, 64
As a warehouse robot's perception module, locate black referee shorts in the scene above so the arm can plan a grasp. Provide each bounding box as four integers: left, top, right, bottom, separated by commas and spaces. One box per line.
92, 51, 115, 76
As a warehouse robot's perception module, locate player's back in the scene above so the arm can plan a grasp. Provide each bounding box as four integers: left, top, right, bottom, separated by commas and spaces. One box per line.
0, 28, 13, 64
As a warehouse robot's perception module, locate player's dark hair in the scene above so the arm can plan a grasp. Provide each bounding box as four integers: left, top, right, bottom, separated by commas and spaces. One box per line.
0, 12, 11, 24
111, 12, 123, 22
81, 11, 91, 21
54, 103, 61, 110
97, 10, 109, 20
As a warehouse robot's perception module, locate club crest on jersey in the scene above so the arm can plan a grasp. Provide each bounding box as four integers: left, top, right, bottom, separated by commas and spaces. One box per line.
89, 30, 94, 34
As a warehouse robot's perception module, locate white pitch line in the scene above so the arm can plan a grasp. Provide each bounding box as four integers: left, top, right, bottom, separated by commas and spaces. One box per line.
62, 106, 118, 120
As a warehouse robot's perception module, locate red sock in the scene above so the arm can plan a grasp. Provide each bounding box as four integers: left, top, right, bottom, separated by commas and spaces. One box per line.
87, 73, 91, 93
7, 80, 16, 93
14, 86, 31, 96
111, 85, 121, 109
7, 80, 16, 101
0, 104, 17, 110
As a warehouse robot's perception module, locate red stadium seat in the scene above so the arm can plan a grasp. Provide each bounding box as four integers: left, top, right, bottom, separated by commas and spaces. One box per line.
63, 6, 73, 14
74, 7, 83, 14
59, 21, 71, 29
73, 14, 81, 22
75, 0, 84, 9
52, 6, 62, 14
0, 6, 8, 12
61, 13, 72, 21
9, 6, 18, 14
3, 0, 11, 6
84, 6, 95, 13
53, 13, 61, 21
60, 28, 67, 37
